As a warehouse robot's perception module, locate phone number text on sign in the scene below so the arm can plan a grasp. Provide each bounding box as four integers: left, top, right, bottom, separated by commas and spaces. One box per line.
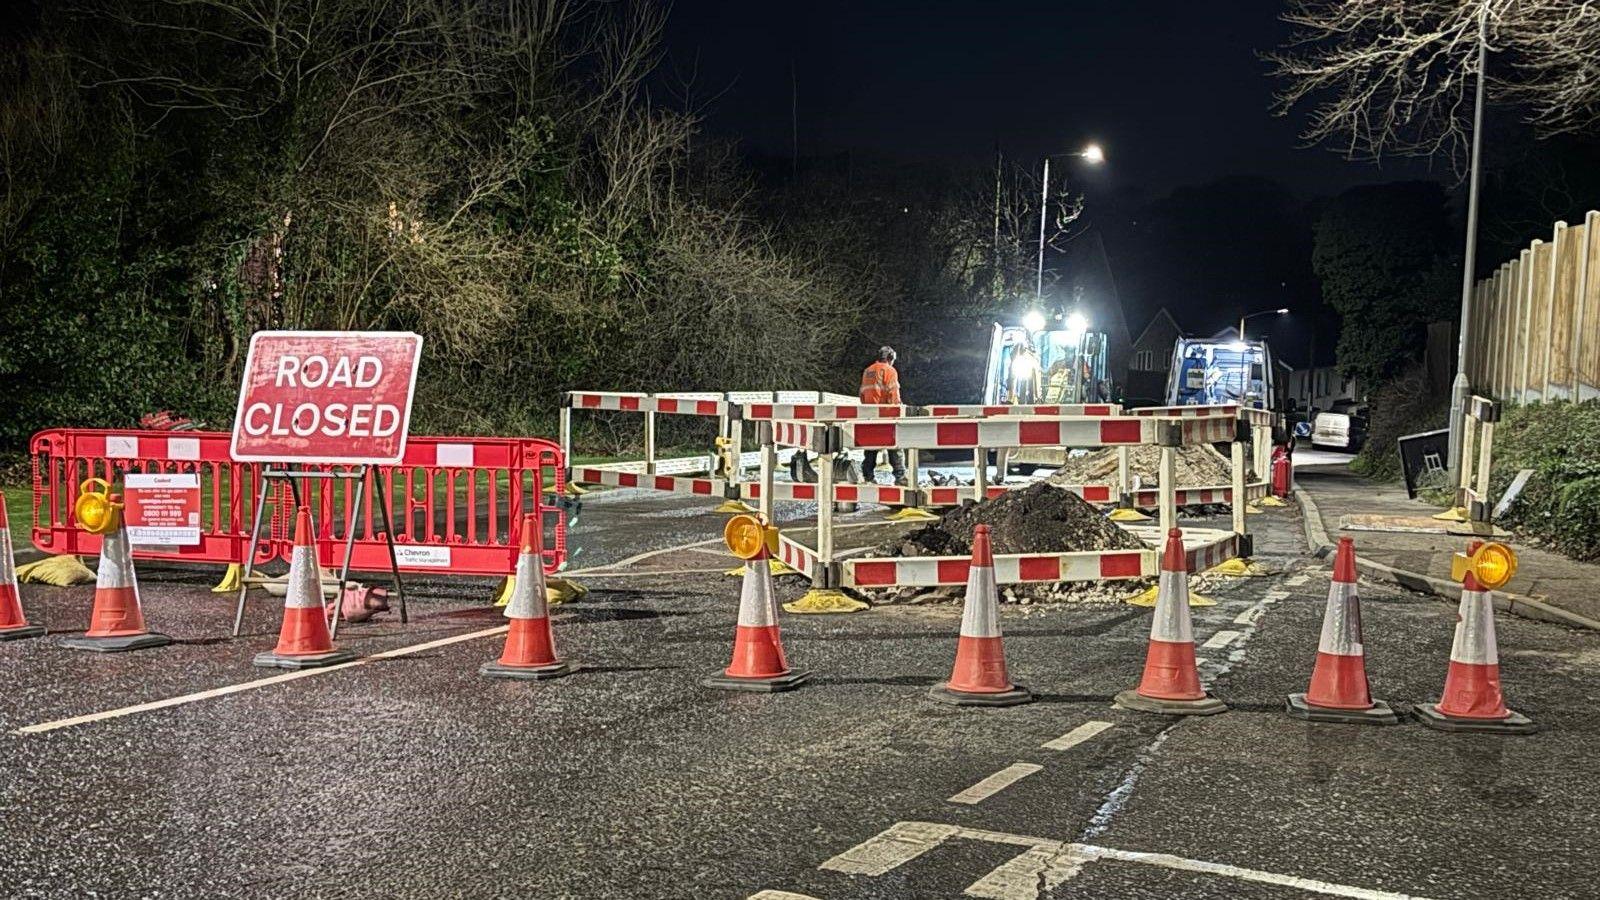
230, 331, 423, 465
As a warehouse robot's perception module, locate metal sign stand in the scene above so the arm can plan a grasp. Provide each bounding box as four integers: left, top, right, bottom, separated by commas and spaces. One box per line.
231, 464, 408, 639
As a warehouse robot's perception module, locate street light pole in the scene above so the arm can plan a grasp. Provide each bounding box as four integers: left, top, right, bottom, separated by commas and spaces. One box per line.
1036, 157, 1050, 303
1449, 1, 1490, 475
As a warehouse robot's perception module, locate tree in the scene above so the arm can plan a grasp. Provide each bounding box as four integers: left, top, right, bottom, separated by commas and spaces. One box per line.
1269, 0, 1600, 177
1312, 182, 1459, 385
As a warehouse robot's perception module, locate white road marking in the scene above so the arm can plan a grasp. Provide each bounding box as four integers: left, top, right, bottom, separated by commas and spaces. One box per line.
1233, 606, 1265, 626
947, 763, 1044, 804
1285, 574, 1310, 586
819, 821, 1430, 900
1201, 630, 1241, 650
747, 892, 821, 900
16, 625, 508, 735
569, 568, 728, 579
1042, 720, 1114, 751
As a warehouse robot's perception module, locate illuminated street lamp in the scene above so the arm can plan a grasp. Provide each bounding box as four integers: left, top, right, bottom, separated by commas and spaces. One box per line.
1238, 307, 1289, 340
1037, 144, 1105, 303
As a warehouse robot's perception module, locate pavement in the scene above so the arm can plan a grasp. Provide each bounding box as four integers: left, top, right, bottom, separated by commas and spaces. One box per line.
1294, 461, 1600, 625
3, 485, 1599, 899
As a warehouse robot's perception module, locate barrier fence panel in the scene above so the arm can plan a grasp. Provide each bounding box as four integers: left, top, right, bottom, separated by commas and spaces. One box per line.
29, 429, 566, 577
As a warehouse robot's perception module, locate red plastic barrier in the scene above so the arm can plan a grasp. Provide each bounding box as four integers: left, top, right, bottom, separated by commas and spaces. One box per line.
29, 429, 566, 577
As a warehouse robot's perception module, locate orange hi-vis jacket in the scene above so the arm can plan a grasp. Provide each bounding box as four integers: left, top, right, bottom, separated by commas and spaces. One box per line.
860, 361, 901, 404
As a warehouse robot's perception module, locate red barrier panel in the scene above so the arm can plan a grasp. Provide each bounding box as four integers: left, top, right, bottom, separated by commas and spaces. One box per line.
29, 429, 566, 577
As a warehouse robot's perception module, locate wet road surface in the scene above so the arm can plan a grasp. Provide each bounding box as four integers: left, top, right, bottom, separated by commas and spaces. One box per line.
2, 490, 1596, 899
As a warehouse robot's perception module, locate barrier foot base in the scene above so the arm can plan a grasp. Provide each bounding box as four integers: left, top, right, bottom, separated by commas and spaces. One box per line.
546, 578, 587, 606
713, 499, 758, 515
1257, 495, 1288, 507
724, 559, 798, 578
253, 648, 358, 670
1108, 508, 1151, 522
492, 576, 514, 607
1115, 689, 1227, 716
1123, 585, 1214, 608
480, 659, 577, 681
703, 669, 811, 693
884, 507, 941, 523
565, 483, 588, 497
0, 624, 47, 642
928, 683, 1033, 707
1445, 520, 1507, 538
1286, 693, 1398, 725
1206, 558, 1270, 578
1412, 702, 1537, 734
1431, 506, 1469, 522
784, 588, 868, 614
59, 632, 173, 653
1245, 503, 1263, 515
211, 563, 243, 593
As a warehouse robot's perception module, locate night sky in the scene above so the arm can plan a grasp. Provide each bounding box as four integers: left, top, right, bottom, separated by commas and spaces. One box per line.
662, 0, 1439, 198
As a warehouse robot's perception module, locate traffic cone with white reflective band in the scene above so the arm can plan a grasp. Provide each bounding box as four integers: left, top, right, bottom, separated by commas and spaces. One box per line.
1287, 537, 1396, 724
705, 539, 809, 692
1116, 528, 1225, 715
929, 525, 1031, 707
253, 508, 356, 669
482, 513, 575, 680
0, 503, 45, 641
1414, 554, 1536, 734
58, 517, 172, 652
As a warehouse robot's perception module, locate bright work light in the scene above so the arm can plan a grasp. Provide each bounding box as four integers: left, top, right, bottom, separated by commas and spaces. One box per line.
724, 514, 778, 560
74, 478, 123, 535
1023, 310, 1046, 333
1450, 541, 1518, 590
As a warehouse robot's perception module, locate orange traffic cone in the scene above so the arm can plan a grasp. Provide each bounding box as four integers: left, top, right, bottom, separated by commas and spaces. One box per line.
1287, 537, 1396, 724
58, 515, 171, 653
0, 502, 45, 641
254, 507, 356, 669
481, 513, 575, 680
929, 525, 1031, 706
1116, 528, 1226, 715
1414, 551, 1536, 734
704, 536, 809, 692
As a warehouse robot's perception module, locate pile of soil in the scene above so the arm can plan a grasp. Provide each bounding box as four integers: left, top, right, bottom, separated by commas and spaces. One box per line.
867, 483, 1151, 605
1045, 444, 1233, 488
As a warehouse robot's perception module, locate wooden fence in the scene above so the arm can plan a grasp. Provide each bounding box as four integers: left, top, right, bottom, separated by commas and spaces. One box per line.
1466, 210, 1600, 403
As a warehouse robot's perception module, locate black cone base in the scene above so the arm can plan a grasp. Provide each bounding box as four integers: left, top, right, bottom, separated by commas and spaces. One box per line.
59, 632, 173, 653
253, 647, 358, 670
1413, 702, 1537, 734
1115, 689, 1227, 716
480, 659, 577, 681
703, 669, 811, 693
1287, 693, 1398, 725
928, 683, 1034, 707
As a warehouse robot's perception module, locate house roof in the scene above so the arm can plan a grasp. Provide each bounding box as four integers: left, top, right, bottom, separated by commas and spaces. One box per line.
1131, 307, 1183, 348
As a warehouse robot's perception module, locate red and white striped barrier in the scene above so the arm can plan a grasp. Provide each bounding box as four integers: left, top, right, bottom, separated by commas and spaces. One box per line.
920, 482, 1111, 507
843, 548, 1150, 589
1128, 403, 1275, 429
777, 533, 818, 581
838, 417, 1161, 451
1182, 532, 1239, 574
741, 403, 908, 421
770, 420, 834, 454
568, 391, 726, 417
921, 404, 1117, 417
569, 467, 725, 497
740, 481, 913, 506
1177, 416, 1238, 445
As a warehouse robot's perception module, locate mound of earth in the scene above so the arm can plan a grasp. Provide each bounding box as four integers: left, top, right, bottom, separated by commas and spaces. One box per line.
1045, 444, 1233, 488
867, 483, 1151, 605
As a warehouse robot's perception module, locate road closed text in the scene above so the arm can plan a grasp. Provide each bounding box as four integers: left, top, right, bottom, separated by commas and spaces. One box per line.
230, 331, 423, 464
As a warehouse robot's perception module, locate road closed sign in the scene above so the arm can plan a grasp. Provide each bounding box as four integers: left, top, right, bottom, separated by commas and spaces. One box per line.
230, 331, 424, 464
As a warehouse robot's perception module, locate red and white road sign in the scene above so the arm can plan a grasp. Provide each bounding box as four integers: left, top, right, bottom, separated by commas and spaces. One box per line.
230, 331, 424, 464
124, 473, 201, 547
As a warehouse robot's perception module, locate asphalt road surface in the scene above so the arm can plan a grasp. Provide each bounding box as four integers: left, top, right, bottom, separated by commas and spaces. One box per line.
2, 488, 1596, 899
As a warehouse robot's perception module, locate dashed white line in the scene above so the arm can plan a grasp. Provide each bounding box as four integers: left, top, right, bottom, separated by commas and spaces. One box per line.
947, 763, 1044, 805
819, 821, 1431, 900
1201, 630, 1241, 650
1042, 720, 1114, 751
1233, 607, 1265, 626
747, 892, 821, 900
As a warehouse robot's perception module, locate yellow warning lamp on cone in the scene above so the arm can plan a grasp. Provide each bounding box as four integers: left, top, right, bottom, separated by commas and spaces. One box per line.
723, 514, 778, 560
74, 478, 124, 535
1450, 541, 1518, 590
